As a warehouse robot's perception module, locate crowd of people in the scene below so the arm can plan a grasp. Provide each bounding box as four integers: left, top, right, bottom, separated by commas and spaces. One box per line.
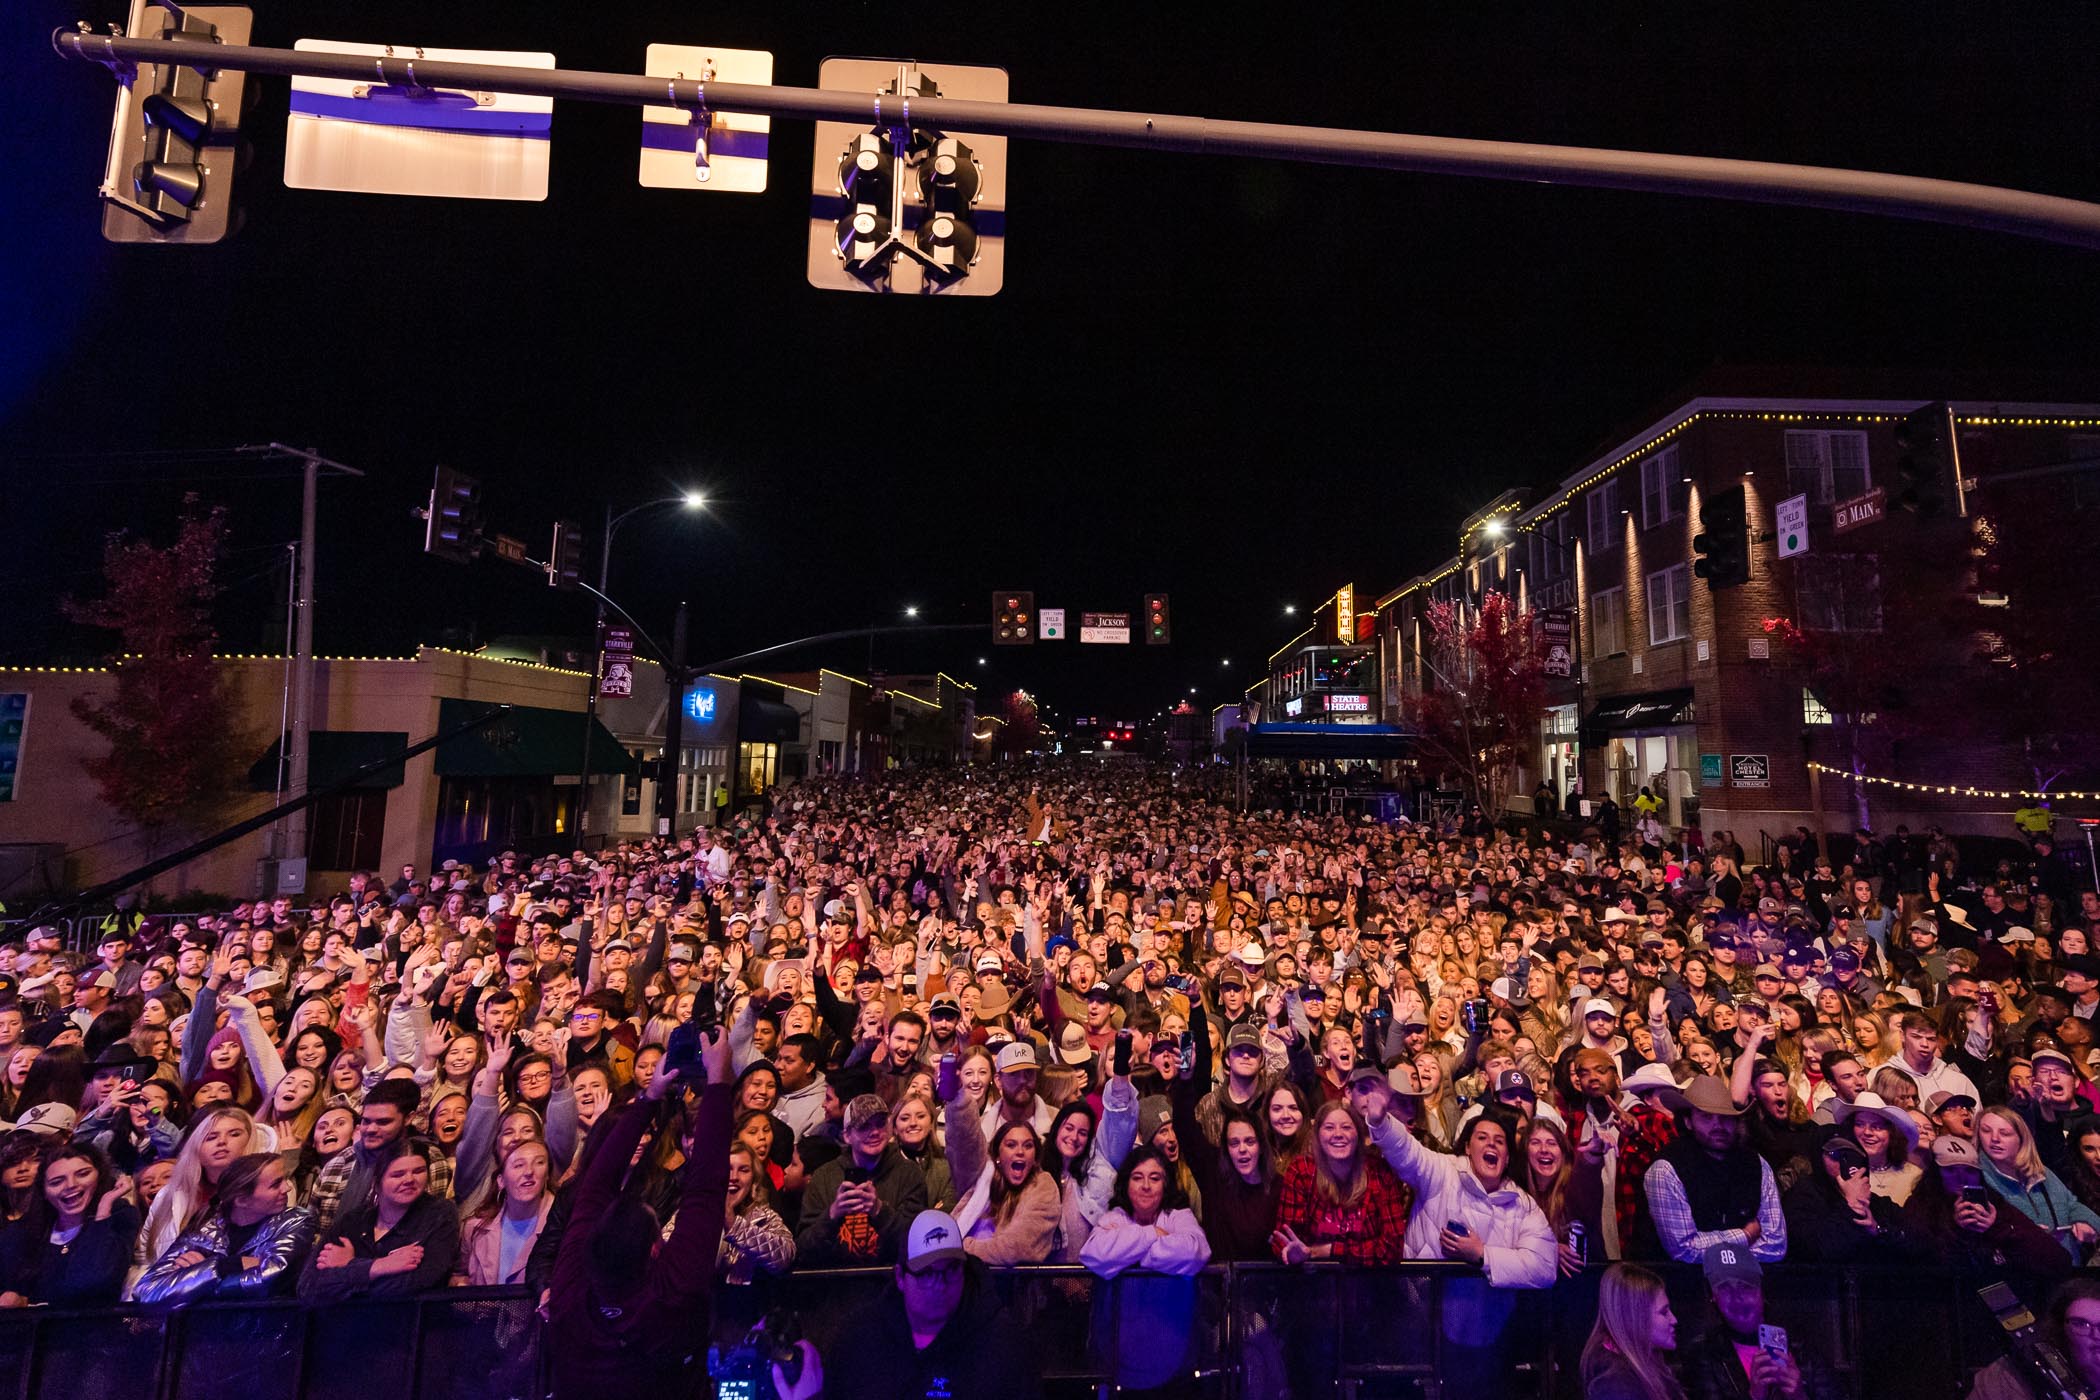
0, 760, 2096, 1399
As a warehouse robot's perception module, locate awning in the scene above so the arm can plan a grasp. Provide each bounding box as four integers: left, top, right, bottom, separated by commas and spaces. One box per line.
739, 697, 801, 745
248, 731, 409, 791
1583, 688, 1695, 738
1246, 723, 1415, 760
433, 699, 637, 777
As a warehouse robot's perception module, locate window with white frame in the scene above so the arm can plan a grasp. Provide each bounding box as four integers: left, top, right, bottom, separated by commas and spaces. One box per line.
1796, 554, 1883, 632
1802, 689, 1834, 726
1640, 446, 1688, 528
1586, 479, 1622, 553
1590, 585, 1626, 656
1784, 429, 1871, 505
1645, 563, 1691, 644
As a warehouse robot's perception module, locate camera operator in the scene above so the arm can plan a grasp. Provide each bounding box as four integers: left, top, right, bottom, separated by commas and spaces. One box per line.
547, 1019, 740, 1399
1968, 1277, 2100, 1400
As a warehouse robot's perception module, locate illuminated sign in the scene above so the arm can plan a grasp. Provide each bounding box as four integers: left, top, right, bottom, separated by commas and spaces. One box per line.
684, 686, 718, 722
1335, 583, 1355, 643
1327, 693, 1371, 714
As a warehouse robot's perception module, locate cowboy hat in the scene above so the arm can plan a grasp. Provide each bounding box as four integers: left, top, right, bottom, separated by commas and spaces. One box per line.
1831, 1091, 1922, 1152
1669, 1074, 1744, 1117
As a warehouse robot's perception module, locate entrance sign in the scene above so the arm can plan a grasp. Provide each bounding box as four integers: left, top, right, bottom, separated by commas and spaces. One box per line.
1730, 754, 1771, 788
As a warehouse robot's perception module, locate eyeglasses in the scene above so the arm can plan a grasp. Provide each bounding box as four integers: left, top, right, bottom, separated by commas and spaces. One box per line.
2066, 1317, 2100, 1338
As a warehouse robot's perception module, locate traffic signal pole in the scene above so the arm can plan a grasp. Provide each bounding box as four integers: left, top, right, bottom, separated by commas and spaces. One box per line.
51, 27, 2100, 252
245, 443, 362, 891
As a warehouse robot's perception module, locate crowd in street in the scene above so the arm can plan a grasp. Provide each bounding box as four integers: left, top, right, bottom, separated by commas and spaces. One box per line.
1, 760, 2097, 1399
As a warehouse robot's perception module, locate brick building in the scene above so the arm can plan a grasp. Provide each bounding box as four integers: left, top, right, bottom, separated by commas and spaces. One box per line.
1374, 382, 2100, 848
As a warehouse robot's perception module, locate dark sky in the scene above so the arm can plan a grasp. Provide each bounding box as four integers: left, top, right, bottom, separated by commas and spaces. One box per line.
6, 3, 2099, 723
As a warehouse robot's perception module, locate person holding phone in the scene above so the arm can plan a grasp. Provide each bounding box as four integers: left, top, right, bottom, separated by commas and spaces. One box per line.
1680, 1244, 1838, 1400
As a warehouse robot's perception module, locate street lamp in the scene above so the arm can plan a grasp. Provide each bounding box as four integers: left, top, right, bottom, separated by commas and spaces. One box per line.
579, 491, 708, 843
1284, 604, 1297, 616
904, 605, 920, 618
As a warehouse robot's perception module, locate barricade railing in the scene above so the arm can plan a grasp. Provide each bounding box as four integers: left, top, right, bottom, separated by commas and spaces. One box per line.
0, 1263, 2060, 1400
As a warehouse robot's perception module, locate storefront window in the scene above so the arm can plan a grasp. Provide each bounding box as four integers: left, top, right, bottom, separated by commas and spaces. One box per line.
1539, 705, 1581, 809
740, 741, 778, 795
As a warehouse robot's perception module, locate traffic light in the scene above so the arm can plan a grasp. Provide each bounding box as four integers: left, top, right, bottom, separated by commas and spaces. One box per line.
913, 136, 983, 274
1692, 484, 1750, 589
424, 466, 484, 564
1145, 593, 1171, 645
1894, 402, 1953, 517
808, 59, 1007, 295
993, 591, 1034, 645
549, 520, 587, 590
834, 131, 896, 272
98, 2, 255, 244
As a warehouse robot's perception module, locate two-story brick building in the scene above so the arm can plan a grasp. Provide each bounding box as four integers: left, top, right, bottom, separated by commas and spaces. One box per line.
1374, 380, 2100, 845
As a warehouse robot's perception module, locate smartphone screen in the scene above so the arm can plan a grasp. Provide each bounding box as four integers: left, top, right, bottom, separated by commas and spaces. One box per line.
1758, 1325, 1789, 1359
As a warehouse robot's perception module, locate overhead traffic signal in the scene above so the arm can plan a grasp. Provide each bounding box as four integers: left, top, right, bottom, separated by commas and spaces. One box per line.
834, 131, 896, 271
549, 520, 587, 590
1692, 484, 1750, 589
993, 591, 1034, 645
1894, 402, 1953, 517
1145, 593, 1171, 645
808, 59, 1007, 295
424, 466, 484, 564
97, 2, 255, 244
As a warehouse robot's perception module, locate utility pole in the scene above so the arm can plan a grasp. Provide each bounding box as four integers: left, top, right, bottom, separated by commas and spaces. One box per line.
659, 600, 690, 837
254, 444, 363, 892
578, 500, 611, 846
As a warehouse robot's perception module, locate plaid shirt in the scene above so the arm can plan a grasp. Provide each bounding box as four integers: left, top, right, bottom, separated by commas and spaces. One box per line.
309, 1142, 454, 1237
1273, 1153, 1412, 1266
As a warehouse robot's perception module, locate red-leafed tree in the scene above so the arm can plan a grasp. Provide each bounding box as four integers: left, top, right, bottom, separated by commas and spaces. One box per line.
1765, 502, 2100, 827
1412, 590, 1547, 817
995, 689, 1042, 759
63, 496, 249, 865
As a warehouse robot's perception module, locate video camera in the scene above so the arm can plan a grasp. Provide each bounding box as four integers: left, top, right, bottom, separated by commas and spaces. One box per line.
707, 1310, 803, 1400
1981, 1281, 2094, 1400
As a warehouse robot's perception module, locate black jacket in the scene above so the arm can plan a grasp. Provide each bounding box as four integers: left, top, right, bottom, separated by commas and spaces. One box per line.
12, 1201, 139, 1307
1683, 1324, 1842, 1400
297, 1192, 459, 1302
830, 1261, 1042, 1400
1778, 1173, 1932, 1267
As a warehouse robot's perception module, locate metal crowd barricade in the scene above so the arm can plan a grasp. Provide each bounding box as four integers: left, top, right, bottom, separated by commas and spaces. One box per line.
0, 1265, 2075, 1400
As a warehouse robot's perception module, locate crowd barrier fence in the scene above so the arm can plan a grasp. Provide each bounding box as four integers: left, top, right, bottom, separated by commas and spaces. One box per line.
0, 1262, 2060, 1400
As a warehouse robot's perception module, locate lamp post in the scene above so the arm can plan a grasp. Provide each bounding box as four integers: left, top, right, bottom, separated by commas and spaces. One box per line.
1480, 516, 1584, 820
578, 492, 705, 845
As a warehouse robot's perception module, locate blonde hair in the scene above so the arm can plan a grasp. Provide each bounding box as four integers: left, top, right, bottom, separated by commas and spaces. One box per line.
1580, 1263, 1682, 1400
1978, 1105, 2049, 1188
139, 1106, 273, 1264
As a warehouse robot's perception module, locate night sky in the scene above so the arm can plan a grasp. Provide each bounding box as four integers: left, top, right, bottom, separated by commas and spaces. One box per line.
6, 3, 2099, 722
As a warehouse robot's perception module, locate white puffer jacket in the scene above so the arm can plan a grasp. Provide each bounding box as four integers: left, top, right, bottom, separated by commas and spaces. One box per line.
1368, 1112, 1557, 1347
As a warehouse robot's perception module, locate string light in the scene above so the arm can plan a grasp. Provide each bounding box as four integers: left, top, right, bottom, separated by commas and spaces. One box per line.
1807, 762, 2099, 803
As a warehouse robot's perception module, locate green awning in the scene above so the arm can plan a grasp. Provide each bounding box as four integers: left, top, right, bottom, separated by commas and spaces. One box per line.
248, 731, 410, 791
433, 699, 638, 778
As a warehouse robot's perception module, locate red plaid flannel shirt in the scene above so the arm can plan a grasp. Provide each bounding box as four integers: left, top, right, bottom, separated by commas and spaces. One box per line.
1273, 1154, 1413, 1265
